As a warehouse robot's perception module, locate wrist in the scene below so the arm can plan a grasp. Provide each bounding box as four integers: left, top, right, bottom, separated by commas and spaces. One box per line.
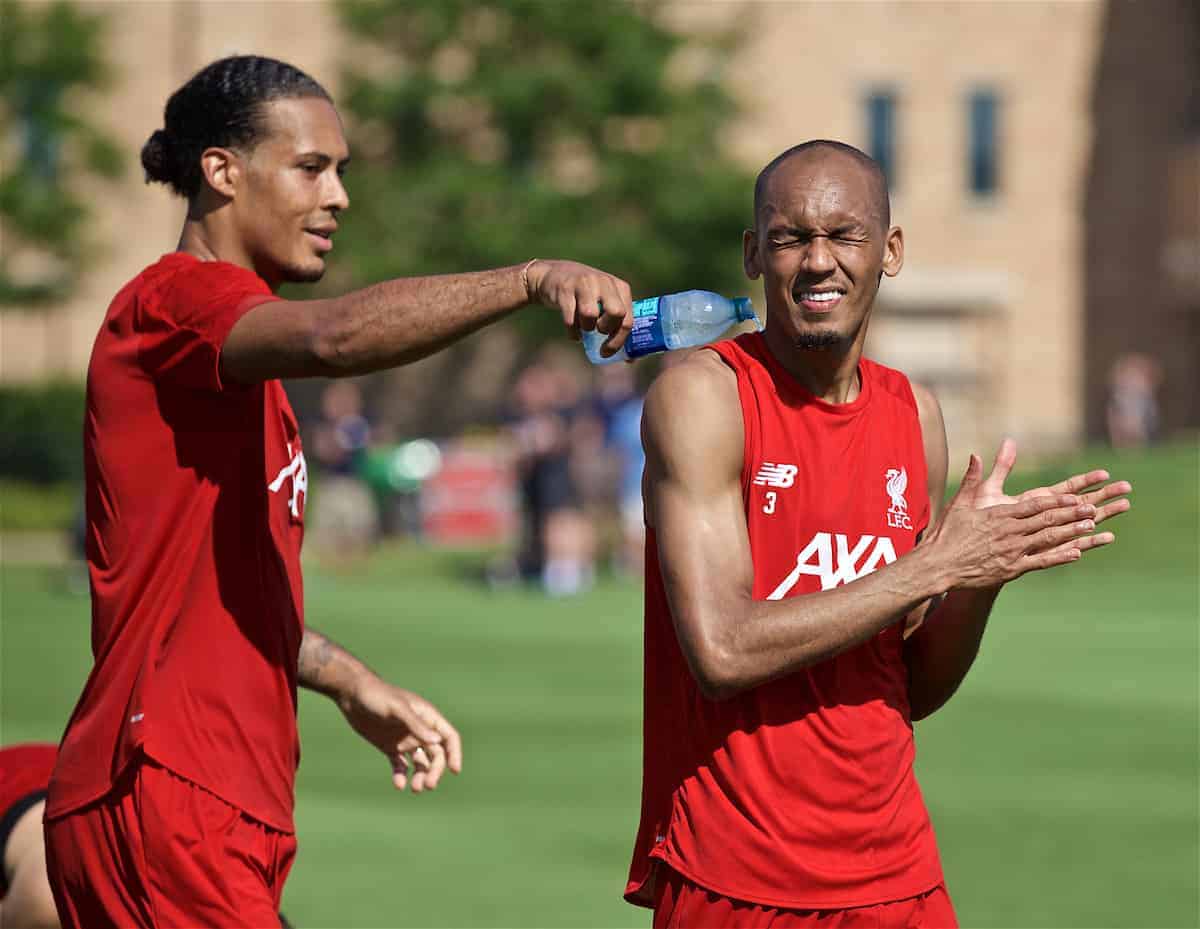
334, 668, 377, 713
520, 258, 542, 302
907, 542, 956, 600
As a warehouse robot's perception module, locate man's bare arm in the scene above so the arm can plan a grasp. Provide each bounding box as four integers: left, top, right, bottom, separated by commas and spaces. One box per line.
646, 355, 1095, 701
221, 259, 633, 383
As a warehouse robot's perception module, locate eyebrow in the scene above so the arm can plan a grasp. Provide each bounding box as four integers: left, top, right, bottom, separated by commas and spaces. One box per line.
765, 219, 868, 236
297, 151, 351, 168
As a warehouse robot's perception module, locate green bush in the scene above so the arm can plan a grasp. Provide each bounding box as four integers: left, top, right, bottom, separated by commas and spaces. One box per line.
0, 478, 77, 530
0, 380, 85, 483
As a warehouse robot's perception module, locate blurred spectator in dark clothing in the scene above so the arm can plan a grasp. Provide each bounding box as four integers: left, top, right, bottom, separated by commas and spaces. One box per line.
505, 351, 596, 595
1107, 352, 1163, 448
313, 380, 371, 475
591, 364, 646, 577
310, 380, 379, 562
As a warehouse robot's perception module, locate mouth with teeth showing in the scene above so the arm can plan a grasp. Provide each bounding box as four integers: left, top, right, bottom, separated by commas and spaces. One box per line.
794, 287, 846, 313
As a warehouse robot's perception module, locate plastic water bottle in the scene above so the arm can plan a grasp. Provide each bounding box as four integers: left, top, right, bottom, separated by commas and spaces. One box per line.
583, 291, 760, 365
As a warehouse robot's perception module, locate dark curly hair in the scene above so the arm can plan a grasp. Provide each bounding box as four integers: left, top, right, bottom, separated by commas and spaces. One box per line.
140, 55, 331, 199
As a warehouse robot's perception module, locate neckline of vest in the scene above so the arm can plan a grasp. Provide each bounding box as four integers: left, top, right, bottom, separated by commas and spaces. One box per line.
746, 332, 874, 415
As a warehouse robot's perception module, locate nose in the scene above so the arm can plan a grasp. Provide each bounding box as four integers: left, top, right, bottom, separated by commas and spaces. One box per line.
800, 235, 836, 275
325, 173, 350, 213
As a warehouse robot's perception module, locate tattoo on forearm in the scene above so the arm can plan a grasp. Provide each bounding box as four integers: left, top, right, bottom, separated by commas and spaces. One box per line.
297, 626, 374, 700
298, 628, 338, 691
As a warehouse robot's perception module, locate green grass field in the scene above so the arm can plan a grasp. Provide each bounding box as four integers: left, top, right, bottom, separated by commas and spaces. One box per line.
2, 441, 1196, 928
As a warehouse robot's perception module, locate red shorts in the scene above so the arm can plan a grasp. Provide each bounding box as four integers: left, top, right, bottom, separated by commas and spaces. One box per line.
44, 756, 295, 929
653, 866, 959, 929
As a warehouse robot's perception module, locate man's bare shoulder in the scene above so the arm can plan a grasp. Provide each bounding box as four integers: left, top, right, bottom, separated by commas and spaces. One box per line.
909, 380, 949, 503
643, 349, 742, 475
909, 381, 945, 439
909, 380, 940, 417
644, 350, 740, 438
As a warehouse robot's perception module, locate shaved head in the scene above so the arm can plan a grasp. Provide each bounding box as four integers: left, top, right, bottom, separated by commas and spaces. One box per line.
754, 140, 890, 230
742, 138, 905, 364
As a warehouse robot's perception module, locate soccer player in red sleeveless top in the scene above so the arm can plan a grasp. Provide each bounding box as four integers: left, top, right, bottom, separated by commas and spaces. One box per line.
627, 141, 1132, 927
43, 55, 637, 929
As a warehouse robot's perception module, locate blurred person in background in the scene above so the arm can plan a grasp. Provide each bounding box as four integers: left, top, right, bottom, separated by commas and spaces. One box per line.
1106, 352, 1163, 448
505, 351, 597, 595
591, 363, 647, 578
626, 141, 1132, 928
309, 379, 379, 563
44, 54, 633, 929
0, 744, 59, 929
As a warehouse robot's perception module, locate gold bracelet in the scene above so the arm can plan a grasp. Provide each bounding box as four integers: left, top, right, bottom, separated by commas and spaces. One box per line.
520, 258, 539, 297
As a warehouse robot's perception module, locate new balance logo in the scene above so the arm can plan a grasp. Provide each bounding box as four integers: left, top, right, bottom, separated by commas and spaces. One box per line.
768, 531, 898, 598
886, 467, 912, 530
753, 462, 798, 488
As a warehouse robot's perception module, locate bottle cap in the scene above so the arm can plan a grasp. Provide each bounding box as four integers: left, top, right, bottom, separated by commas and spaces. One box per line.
733, 297, 762, 331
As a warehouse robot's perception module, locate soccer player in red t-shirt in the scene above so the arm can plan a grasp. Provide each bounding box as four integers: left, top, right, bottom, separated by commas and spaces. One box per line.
43, 55, 635, 929
626, 141, 1132, 927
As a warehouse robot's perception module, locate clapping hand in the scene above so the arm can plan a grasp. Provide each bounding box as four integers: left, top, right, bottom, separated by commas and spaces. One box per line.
921, 439, 1131, 591
966, 438, 1131, 558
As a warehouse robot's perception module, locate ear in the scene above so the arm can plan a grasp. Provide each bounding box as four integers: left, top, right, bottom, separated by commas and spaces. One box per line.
743, 228, 761, 280
199, 146, 241, 200
882, 225, 904, 278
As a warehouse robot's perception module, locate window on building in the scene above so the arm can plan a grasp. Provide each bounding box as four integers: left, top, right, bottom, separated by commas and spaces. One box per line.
865, 91, 897, 190
968, 89, 1000, 196
16, 80, 64, 181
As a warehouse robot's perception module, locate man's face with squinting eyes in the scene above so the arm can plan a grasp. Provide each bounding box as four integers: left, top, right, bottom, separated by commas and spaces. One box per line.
744, 150, 902, 353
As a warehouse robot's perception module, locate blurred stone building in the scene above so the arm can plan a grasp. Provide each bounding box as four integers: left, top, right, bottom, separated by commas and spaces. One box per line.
2, 0, 1196, 461
677, 0, 1198, 460
1083, 0, 1199, 442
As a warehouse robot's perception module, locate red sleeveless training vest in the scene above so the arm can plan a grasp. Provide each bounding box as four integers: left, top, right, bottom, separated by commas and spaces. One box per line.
626, 332, 945, 910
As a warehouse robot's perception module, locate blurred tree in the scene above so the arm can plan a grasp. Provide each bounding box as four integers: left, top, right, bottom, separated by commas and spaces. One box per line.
333, 0, 753, 346
0, 0, 123, 307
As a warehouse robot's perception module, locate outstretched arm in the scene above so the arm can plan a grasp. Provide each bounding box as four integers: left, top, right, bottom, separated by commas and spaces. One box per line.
221, 259, 634, 382
646, 354, 1098, 701
903, 386, 1132, 720
299, 627, 462, 792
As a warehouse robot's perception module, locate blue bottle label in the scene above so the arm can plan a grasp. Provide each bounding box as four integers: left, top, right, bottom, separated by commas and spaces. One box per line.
625, 297, 666, 359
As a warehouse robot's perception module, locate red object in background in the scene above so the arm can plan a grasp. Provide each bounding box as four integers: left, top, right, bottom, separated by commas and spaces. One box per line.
420, 443, 517, 546
0, 743, 58, 820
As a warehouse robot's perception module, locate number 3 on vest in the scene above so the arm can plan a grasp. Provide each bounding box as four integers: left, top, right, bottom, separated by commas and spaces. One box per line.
763, 491, 777, 515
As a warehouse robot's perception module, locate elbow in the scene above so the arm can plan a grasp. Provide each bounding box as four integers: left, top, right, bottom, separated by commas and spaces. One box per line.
909, 702, 934, 723
688, 644, 750, 702
907, 681, 960, 722
307, 305, 360, 376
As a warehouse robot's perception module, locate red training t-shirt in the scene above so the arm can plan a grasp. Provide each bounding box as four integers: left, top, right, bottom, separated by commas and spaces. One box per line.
627, 332, 945, 910
46, 252, 306, 833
